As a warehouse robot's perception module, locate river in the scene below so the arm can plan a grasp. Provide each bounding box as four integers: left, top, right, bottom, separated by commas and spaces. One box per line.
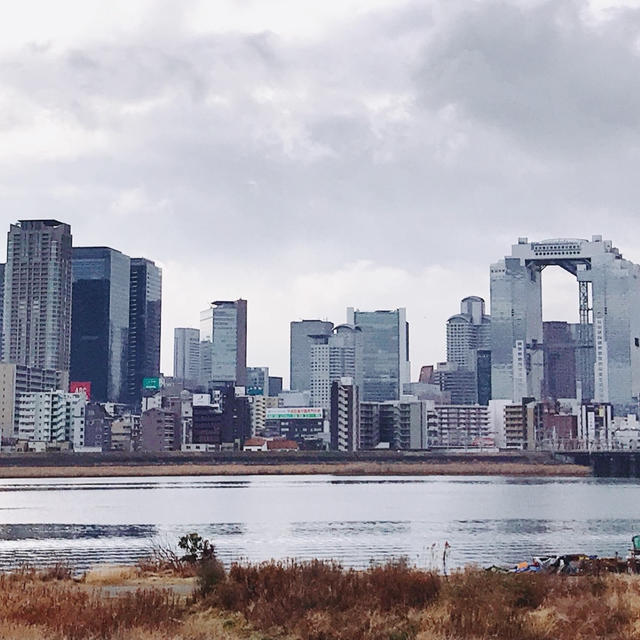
0, 474, 637, 570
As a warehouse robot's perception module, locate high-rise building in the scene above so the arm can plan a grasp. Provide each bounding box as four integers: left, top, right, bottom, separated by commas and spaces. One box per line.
310, 324, 362, 413
140, 407, 181, 452
290, 320, 334, 392
330, 377, 359, 451
489, 399, 544, 450
490, 236, 640, 413
476, 350, 492, 405
432, 404, 491, 448
3, 220, 73, 372
446, 296, 491, 404
542, 322, 577, 401
16, 389, 86, 445
0, 263, 4, 361
0, 363, 68, 443
432, 362, 477, 405
359, 402, 381, 449
570, 323, 595, 402
346, 308, 410, 402
71, 247, 131, 403
377, 397, 428, 449
127, 258, 162, 405
173, 328, 200, 389
248, 394, 279, 436
199, 300, 247, 388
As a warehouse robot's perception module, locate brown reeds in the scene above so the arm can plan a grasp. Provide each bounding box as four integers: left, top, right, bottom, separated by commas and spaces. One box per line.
3, 560, 640, 639
206, 559, 441, 640
198, 560, 640, 640
0, 572, 183, 639
0, 461, 590, 478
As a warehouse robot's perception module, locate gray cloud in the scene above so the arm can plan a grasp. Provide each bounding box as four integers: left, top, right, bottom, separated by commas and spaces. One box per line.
0, 0, 639, 378
418, 1, 640, 154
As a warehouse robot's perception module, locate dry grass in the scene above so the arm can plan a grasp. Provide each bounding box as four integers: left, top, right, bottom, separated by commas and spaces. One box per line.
207, 558, 440, 640
84, 565, 141, 585
0, 571, 183, 639
4, 560, 640, 639
199, 561, 640, 640
0, 461, 589, 478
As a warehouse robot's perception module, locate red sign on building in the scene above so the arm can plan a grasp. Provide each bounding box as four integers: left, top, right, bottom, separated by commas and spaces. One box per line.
70, 381, 91, 400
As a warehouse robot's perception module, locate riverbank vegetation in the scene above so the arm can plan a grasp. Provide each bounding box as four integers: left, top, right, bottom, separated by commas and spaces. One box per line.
0, 460, 589, 478
4, 553, 640, 639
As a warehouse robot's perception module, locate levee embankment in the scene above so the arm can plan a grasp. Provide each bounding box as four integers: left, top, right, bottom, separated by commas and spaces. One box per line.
0, 450, 590, 478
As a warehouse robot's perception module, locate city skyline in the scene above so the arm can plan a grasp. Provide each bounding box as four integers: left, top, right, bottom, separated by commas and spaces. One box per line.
2, 1, 640, 384
0, 223, 630, 387
5, 222, 634, 446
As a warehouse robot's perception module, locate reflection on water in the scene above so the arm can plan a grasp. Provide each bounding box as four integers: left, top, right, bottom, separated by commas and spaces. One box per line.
0, 480, 253, 492
0, 523, 156, 541
0, 475, 638, 570
291, 521, 410, 537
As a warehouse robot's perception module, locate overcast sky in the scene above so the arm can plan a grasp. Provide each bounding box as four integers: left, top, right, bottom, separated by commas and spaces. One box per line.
2, 0, 640, 384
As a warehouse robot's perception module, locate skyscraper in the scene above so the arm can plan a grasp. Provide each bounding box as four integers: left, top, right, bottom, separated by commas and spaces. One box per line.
346, 307, 410, 402
71, 247, 131, 403
199, 299, 247, 387
2, 220, 73, 372
445, 296, 491, 404
290, 320, 334, 392
310, 324, 362, 412
127, 258, 162, 404
490, 236, 640, 412
173, 328, 200, 389
0, 263, 4, 361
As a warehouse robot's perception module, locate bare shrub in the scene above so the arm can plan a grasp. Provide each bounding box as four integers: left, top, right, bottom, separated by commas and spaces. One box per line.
206, 559, 440, 640
439, 569, 552, 640
37, 562, 74, 582
0, 574, 184, 640
137, 539, 196, 577
196, 557, 226, 597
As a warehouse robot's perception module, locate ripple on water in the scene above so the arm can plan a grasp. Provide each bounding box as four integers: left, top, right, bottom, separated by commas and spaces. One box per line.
0, 476, 637, 571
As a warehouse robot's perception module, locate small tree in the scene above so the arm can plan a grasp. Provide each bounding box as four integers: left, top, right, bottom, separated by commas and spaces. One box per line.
178, 532, 215, 563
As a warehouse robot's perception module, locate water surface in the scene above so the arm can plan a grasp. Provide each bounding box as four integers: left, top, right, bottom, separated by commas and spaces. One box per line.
0, 474, 638, 570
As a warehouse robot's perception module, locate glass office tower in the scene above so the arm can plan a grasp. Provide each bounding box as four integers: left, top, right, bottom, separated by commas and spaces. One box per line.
346, 308, 410, 402
173, 327, 201, 389
127, 258, 162, 404
199, 299, 247, 388
71, 247, 130, 402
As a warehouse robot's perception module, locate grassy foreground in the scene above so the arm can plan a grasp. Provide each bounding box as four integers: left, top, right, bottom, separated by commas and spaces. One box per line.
0, 460, 589, 478
3, 560, 640, 640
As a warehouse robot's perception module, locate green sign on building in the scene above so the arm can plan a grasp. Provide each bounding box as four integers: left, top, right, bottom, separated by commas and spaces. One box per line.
142, 376, 160, 390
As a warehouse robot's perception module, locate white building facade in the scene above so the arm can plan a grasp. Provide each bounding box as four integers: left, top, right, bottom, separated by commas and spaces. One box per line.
16, 390, 86, 446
